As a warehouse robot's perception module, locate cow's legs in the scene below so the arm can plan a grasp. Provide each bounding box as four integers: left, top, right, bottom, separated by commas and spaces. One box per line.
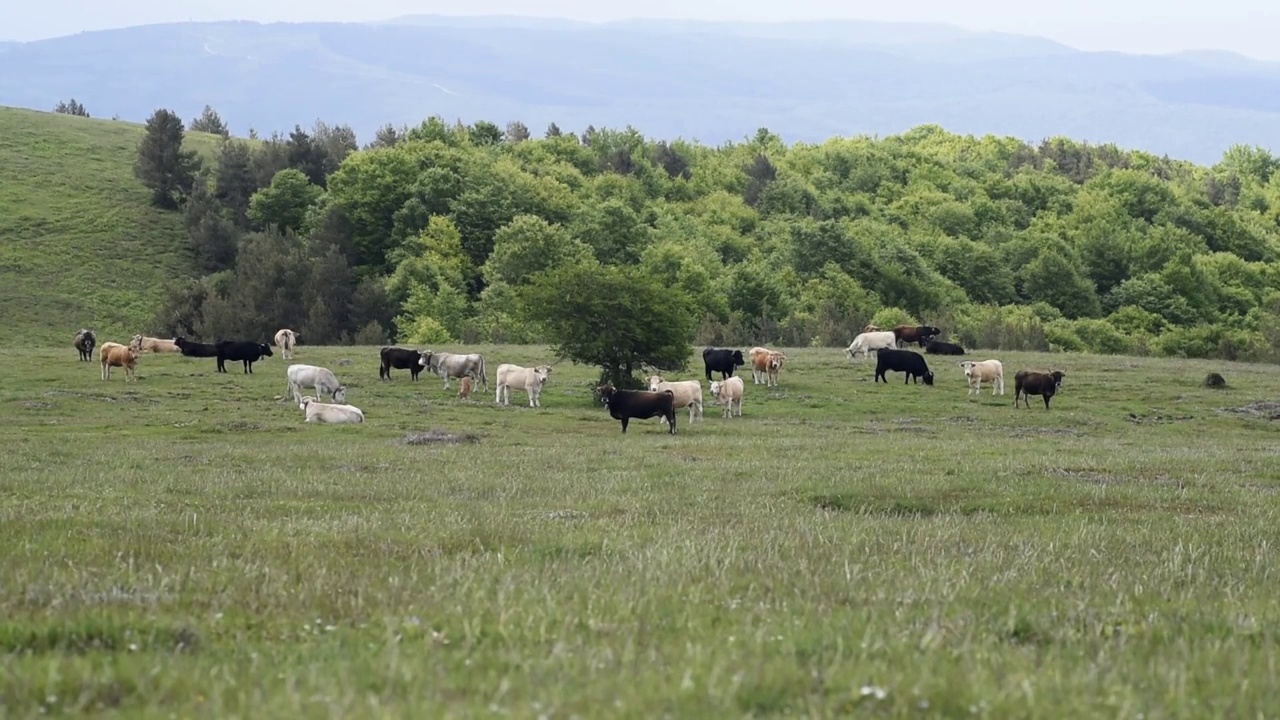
620, 418, 629, 433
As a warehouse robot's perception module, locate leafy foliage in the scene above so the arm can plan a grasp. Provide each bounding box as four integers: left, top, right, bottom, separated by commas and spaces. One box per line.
134, 109, 201, 208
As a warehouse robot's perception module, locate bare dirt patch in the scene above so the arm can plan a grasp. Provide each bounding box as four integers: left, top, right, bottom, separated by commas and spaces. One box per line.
1046, 467, 1126, 486
1221, 402, 1280, 420
399, 429, 481, 446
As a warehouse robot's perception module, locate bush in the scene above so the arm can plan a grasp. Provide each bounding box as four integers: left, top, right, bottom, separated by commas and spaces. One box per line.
1044, 319, 1086, 353
1070, 318, 1131, 355
869, 307, 917, 330
953, 304, 1049, 351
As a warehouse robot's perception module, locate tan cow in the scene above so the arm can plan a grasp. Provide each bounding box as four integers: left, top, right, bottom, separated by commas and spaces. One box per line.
100, 342, 139, 382
749, 346, 785, 386
646, 375, 703, 423
274, 328, 298, 360
495, 364, 551, 407
131, 334, 180, 353
709, 376, 744, 418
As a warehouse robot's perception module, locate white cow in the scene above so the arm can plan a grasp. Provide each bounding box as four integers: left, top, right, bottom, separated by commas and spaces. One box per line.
845, 330, 897, 362
286, 364, 347, 403
495, 363, 552, 407
274, 329, 298, 360
646, 375, 704, 424
709, 376, 744, 418
299, 396, 364, 424
959, 359, 1005, 396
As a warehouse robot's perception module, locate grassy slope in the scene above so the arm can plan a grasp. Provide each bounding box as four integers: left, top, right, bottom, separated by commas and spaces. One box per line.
2, 343, 1280, 716
0, 106, 220, 348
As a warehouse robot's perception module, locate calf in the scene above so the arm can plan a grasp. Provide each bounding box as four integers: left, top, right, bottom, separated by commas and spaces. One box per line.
702, 347, 745, 382
99, 342, 139, 382
458, 376, 473, 400
298, 396, 365, 424
286, 364, 347, 403
495, 363, 551, 407
597, 385, 677, 434
1014, 370, 1065, 410
646, 375, 704, 424
379, 347, 426, 381
958, 360, 1004, 396
924, 340, 965, 355
274, 328, 298, 360
893, 325, 943, 348
73, 329, 96, 362
709, 376, 744, 418
874, 348, 935, 385
174, 336, 218, 358
215, 340, 273, 374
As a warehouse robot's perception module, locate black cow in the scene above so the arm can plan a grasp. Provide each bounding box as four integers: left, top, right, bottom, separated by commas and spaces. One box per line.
1014, 370, 1065, 410
924, 340, 965, 355
73, 329, 96, 361
379, 346, 426, 381
174, 336, 218, 358
874, 348, 935, 385
893, 325, 943, 348
702, 347, 745, 382
215, 340, 272, 373
597, 385, 677, 434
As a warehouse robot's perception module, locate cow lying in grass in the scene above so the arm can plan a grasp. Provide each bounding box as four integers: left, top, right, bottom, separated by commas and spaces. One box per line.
132, 334, 180, 353
298, 396, 365, 424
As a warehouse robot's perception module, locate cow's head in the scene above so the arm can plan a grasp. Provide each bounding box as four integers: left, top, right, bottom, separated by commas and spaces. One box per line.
768, 353, 784, 370
923, 371, 935, 386
1051, 371, 1065, 389
532, 367, 551, 386
958, 361, 975, 376
731, 350, 745, 366
260, 344, 273, 356
333, 386, 348, 403
596, 385, 617, 405
709, 380, 722, 396
129, 334, 144, 351
418, 351, 433, 367
645, 375, 666, 391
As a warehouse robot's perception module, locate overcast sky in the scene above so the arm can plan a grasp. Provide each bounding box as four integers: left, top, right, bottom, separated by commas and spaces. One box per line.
6, 0, 1278, 60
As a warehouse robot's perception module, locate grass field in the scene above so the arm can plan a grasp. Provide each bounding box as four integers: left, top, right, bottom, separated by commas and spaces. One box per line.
0, 106, 223, 347
3, 343, 1280, 718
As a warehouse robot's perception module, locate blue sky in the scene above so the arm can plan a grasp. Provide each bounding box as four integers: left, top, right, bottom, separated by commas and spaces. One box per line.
6, 0, 1278, 60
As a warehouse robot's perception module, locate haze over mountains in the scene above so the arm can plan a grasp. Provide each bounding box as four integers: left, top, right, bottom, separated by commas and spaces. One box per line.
2, 14, 1278, 164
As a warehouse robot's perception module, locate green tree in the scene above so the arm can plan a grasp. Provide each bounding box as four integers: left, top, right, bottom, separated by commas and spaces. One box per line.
1018, 250, 1102, 319
483, 215, 594, 287
53, 99, 89, 117
518, 264, 696, 388
214, 139, 257, 226
134, 108, 201, 208
248, 169, 323, 234
189, 105, 229, 137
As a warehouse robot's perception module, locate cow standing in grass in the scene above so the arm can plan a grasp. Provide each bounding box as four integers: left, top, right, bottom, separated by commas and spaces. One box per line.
274, 329, 298, 360
73, 329, 96, 362
1014, 370, 1065, 410
598, 385, 677, 434
215, 340, 272, 374
99, 342, 139, 382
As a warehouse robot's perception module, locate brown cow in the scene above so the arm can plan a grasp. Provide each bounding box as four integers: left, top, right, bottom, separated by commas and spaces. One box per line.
892, 325, 943, 348
1014, 370, 1065, 410
100, 342, 139, 382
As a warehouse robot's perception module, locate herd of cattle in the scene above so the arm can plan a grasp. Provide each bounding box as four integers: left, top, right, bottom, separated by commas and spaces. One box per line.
69, 322, 1067, 433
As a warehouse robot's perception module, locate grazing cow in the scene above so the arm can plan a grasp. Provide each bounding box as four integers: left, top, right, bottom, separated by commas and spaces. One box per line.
874, 348, 935, 385
709, 376, 745, 418
1014, 370, 1065, 410
99, 342, 139, 382
420, 351, 488, 391
925, 340, 966, 356
132, 334, 180, 353
274, 329, 298, 360
893, 325, 943, 348
298, 396, 365, 424
702, 347, 745, 382
379, 347, 427, 381
646, 375, 704, 424
845, 331, 897, 362
458, 376, 473, 400
173, 336, 218, 358
286, 364, 347, 403
495, 364, 551, 407
73, 329, 96, 362
215, 340, 273, 374
958, 360, 1004, 396
597, 385, 677, 434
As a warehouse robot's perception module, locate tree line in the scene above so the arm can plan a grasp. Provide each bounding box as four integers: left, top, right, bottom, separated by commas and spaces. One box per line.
134, 106, 1280, 385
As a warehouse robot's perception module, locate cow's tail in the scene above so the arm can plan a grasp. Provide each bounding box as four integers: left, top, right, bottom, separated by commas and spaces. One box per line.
477, 355, 488, 391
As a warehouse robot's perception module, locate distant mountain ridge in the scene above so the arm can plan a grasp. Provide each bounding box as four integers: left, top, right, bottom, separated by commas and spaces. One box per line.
1, 15, 1278, 164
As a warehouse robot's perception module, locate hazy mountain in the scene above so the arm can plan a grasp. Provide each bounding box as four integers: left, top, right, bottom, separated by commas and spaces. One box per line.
2, 16, 1278, 164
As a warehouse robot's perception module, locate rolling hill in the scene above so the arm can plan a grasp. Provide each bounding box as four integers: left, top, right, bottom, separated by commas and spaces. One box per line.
0, 106, 222, 347
1, 16, 1279, 164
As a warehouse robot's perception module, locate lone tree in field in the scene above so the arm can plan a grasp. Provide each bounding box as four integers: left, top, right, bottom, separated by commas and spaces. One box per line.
135, 108, 201, 208
518, 263, 696, 388
189, 104, 230, 137
53, 99, 89, 117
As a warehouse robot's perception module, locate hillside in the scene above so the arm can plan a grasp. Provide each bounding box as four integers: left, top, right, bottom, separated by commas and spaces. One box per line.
0, 107, 221, 347
0, 17, 1279, 163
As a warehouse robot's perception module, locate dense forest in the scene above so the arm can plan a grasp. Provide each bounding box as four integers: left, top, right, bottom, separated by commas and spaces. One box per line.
137, 106, 1280, 374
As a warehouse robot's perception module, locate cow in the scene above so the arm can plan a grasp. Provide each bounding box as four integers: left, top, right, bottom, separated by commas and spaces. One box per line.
215, 340, 272, 374
73, 329, 96, 362
748, 347, 786, 387
709, 376, 745, 418
274, 329, 298, 360
458, 376, 473, 400
645, 375, 704, 424
893, 325, 943, 348
958, 360, 1004, 396
862, 324, 882, 333
1014, 370, 1065, 410
597, 385, 677, 434
379, 347, 427, 381
845, 331, 897, 362
420, 351, 488, 391
495, 364, 552, 407
924, 340, 966, 356
298, 396, 365, 424
132, 334, 181, 354
174, 336, 218, 358
286, 364, 347, 404
703, 347, 745, 382
99, 342, 139, 382
874, 348, 935, 385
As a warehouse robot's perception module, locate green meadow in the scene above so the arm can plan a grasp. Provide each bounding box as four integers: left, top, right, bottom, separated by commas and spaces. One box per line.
2, 343, 1279, 717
